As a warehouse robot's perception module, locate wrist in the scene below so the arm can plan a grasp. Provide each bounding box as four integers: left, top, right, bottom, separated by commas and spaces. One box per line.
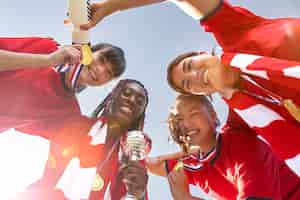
42, 54, 55, 66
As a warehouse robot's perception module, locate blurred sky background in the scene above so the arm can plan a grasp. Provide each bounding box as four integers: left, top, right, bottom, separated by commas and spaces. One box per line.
0, 0, 299, 199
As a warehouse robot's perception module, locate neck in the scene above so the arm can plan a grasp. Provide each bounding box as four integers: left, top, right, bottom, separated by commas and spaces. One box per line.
198, 132, 217, 156
220, 66, 241, 99
64, 68, 73, 90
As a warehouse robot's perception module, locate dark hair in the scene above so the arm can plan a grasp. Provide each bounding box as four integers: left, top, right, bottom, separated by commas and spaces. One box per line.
167, 51, 199, 94
91, 79, 149, 131
168, 94, 217, 152
91, 43, 126, 78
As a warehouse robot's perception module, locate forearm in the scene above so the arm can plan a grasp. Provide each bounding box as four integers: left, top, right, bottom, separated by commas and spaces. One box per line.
172, 0, 221, 20
0, 50, 51, 71
101, 0, 165, 15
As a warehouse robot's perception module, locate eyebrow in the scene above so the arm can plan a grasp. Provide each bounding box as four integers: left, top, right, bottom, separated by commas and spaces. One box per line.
188, 59, 193, 71
189, 106, 199, 113
182, 60, 187, 73
181, 79, 187, 90
128, 87, 146, 99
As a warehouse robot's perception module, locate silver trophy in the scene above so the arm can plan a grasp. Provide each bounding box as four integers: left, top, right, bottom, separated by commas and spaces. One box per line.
121, 130, 151, 200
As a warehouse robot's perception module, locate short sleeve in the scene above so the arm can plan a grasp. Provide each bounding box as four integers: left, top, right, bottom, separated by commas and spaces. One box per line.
0, 37, 58, 54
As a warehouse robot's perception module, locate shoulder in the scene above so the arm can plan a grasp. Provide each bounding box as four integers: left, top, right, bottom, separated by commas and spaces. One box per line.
221, 128, 273, 162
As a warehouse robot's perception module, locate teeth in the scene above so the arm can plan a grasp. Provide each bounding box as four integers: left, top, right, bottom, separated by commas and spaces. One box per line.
189, 145, 201, 153
121, 106, 132, 113
203, 69, 209, 85
187, 130, 199, 136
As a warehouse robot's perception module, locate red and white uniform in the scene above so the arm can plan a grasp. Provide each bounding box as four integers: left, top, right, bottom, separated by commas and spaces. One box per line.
25, 116, 149, 200
165, 127, 300, 200
199, 1, 300, 159
220, 52, 300, 159
201, 0, 300, 61
0, 37, 81, 138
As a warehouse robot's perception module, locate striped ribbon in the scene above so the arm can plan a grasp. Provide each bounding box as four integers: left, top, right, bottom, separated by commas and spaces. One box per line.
53, 63, 84, 91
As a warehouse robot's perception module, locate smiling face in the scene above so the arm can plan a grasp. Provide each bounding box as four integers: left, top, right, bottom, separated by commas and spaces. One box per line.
109, 82, 147, 128
77, 50, 114, 86
172, 95, 217, 153
170, 53, 220, 95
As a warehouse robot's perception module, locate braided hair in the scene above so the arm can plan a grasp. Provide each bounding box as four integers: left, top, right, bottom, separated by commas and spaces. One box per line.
91, 79, 149, 131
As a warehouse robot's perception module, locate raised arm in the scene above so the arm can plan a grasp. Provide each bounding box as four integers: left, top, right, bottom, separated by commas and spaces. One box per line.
81, 0, 221, 30
0, 45, 81, 71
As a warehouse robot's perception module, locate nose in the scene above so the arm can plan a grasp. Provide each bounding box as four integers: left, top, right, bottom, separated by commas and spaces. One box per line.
183, 118, 192, 130
127, 94, 136, 103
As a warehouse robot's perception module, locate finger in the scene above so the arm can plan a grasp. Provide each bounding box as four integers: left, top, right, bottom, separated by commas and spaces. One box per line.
168, 172, 176, 185
68, 52, 81, 64
71, 44, 82, 51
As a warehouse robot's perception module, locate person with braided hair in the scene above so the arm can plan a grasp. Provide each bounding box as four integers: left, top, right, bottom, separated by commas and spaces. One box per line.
146, 94, 300, 200
18, 79, 150, 200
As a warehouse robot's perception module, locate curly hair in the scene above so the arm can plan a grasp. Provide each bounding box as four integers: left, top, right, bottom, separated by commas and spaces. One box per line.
168, 94, 218, 153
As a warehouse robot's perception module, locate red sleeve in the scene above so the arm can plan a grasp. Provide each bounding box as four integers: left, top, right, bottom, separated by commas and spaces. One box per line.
0, 37, 58, 54
200, 1, 264, 52
15, 188, 66, 200
222, 52, 300, 93
228, 132, 282, 199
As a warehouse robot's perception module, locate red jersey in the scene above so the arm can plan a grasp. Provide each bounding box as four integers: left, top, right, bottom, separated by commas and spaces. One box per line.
201, 0, 300, 61
220, 52, 300, 159
166, 128, 300, 200
0, 37, 81, 138
26, 116, 149, 200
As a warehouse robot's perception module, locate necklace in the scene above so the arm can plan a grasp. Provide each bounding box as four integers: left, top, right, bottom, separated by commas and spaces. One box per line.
241, 75, 300, 122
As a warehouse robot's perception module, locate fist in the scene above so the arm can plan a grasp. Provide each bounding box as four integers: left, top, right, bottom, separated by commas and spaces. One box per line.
119, 160, 148, 199
48, 45, 82, 65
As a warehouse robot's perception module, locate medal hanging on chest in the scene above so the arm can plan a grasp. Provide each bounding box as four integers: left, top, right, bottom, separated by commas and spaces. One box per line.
241, 75, 300, 122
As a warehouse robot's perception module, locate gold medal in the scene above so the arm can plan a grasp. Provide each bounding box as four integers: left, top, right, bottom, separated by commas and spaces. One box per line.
81, 44, 93, 66
174, 161, 184, 172
92, 173, 104, 192
283, 99, 300, 122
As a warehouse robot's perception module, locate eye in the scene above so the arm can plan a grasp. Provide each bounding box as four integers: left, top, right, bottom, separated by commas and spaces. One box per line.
187, 59, 192, 72
183, 79, 191, 91
190, 111, 200, 118
136, 96, 144, 106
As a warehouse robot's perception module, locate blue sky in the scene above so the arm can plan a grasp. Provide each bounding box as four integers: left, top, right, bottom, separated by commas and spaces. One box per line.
0, 0, 299, 199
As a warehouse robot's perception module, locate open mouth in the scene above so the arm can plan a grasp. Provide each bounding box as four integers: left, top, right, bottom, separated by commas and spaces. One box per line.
119, 104, 134, 117
196, 68, 209, 87
186, 129, 200, 137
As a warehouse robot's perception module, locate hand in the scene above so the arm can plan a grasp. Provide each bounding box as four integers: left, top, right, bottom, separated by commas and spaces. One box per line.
81, 2, 115, 30
48, 45, 82, 65
167, 168, 191, 200
119, 160, 148, 199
